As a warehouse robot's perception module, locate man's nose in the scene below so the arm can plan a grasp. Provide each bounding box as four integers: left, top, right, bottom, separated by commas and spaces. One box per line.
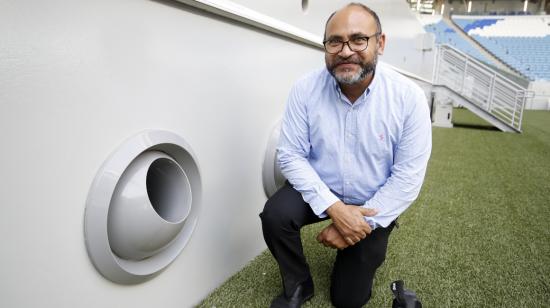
338, 42, 355, 58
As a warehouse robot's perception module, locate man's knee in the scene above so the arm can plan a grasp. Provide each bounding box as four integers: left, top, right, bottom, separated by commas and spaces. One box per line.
368, 248, 387, 269
260, 196, 292, 232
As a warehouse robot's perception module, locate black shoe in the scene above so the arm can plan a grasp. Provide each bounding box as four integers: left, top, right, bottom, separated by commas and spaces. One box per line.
270, 278, 314, 308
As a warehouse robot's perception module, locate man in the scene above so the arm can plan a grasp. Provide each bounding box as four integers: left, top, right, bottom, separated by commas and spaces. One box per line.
260, 3, 432, 308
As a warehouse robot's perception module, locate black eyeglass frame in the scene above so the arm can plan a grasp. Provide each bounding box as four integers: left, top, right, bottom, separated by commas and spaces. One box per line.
323, 32, 381, 55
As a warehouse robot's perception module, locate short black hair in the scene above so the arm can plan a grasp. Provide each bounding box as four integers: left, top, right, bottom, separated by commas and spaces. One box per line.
323, 3, 383, 40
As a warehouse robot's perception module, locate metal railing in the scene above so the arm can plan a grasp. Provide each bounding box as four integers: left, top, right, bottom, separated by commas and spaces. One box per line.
434, 44, 529, 131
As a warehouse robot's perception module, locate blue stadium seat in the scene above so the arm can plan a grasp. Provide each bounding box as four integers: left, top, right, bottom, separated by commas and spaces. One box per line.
474, 35, 550, 80
449, 17, 550, 81
424, 21, 495, 65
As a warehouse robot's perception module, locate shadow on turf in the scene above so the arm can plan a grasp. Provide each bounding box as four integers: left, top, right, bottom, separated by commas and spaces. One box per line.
452, 123, 501, 132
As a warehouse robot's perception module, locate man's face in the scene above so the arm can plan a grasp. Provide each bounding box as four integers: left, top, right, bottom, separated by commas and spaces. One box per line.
324, 7, 385, 85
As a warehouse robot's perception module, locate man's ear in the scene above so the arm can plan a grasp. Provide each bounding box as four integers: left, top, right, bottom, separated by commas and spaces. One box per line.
377, 33, 386, 55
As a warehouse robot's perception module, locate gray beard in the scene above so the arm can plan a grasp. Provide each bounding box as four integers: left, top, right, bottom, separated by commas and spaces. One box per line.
330, 56, 377, 85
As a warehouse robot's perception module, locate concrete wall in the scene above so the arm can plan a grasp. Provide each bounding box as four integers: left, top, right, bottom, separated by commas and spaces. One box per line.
0, 0, 432, 307
528, 80, 550, 110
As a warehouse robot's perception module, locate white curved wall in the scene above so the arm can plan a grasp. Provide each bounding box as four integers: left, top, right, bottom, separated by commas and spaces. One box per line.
0, 0, 432, 307
228, 0, 435, 79
374, 0, 435, 79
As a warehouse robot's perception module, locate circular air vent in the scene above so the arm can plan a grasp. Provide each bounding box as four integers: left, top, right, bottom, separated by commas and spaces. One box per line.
84, 130, 202, 284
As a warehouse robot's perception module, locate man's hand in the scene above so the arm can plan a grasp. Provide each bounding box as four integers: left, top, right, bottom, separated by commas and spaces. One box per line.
316, 223, 349, 249
326, 201, 377, 246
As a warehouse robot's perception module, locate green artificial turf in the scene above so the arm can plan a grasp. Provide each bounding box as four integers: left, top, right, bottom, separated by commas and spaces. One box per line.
198, 109, 550, 307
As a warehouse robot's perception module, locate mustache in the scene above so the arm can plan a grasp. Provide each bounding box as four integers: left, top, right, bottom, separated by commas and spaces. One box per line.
331, 57, 362, 67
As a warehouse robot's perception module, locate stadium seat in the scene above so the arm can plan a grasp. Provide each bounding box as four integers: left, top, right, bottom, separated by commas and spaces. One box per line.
451, 16, 550, 81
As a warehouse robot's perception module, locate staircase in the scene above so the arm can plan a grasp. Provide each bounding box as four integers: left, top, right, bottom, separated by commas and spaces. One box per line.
435, 44, 529, 132
391, 44, 529, 133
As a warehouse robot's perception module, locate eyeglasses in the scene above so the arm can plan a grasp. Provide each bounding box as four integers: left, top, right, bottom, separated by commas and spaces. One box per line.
323, 33, 380, 54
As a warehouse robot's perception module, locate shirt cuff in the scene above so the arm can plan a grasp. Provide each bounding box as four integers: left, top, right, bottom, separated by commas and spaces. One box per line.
364, 217, 379, 230
363, 199, 381, 230
308, 189, 340, 217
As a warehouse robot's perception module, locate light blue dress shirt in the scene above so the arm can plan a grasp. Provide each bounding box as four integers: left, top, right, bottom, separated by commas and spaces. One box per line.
277, 63, 432, 229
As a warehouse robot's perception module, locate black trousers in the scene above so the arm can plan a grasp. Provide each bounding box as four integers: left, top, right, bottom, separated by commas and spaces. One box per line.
260, 183, 395, 308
